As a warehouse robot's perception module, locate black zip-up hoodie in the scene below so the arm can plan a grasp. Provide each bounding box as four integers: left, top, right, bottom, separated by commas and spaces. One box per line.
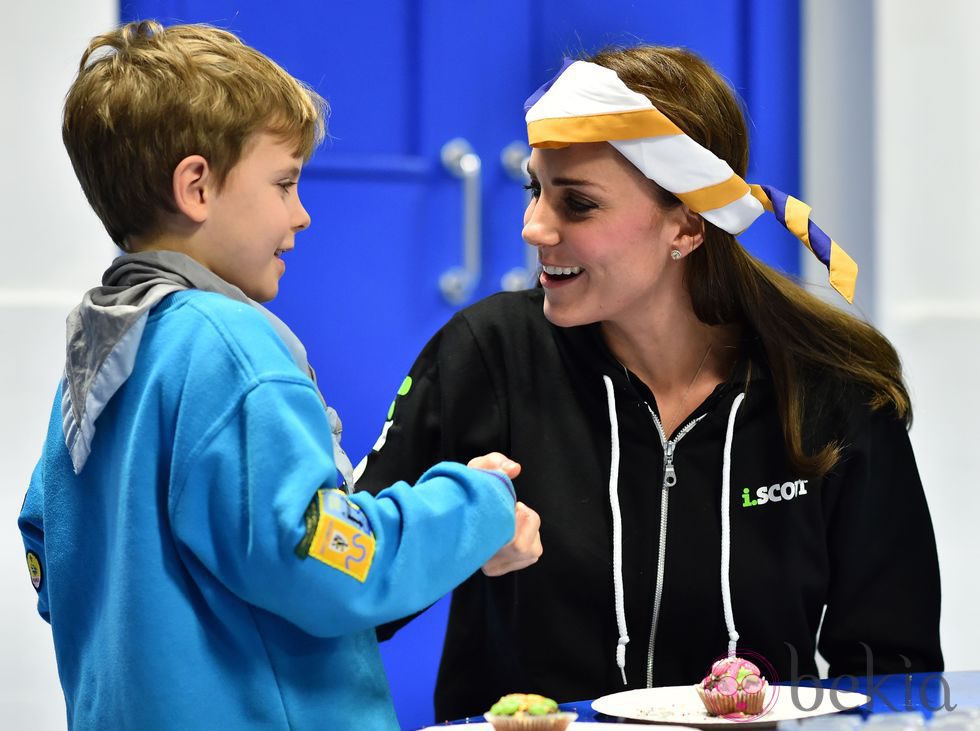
357, 289, 943, 721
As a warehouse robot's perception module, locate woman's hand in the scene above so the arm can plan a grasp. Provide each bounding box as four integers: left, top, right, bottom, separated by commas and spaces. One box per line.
481, 501, 542, 577
466, 452, 542, 576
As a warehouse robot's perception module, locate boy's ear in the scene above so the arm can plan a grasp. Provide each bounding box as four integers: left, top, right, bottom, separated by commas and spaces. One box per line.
172, 155, 212, 223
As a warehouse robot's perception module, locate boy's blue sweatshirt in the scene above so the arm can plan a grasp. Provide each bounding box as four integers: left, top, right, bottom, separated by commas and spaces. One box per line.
18, 290, 515, 729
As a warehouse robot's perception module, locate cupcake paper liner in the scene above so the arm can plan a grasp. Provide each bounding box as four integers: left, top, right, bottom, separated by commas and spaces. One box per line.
696, 681, 768, 717
484, 711, 578, 731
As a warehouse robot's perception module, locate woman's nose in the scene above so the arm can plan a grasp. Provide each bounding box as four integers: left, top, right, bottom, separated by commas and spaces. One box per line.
521, 198, 560, 248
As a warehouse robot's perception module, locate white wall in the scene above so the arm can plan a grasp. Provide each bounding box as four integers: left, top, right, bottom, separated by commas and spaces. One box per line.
805, 0, 979, 673
874, 0, 980, 672
0, 1, 117, 727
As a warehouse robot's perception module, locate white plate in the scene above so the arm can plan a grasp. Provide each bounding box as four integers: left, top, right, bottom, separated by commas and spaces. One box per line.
591, 685, 870, 727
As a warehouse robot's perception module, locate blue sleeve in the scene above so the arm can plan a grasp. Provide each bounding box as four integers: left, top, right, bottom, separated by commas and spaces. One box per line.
170, 376, 515, 639
18, 459, 50, 623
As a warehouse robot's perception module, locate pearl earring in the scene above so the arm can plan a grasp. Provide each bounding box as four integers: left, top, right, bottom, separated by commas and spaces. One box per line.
670, 249, 682, 261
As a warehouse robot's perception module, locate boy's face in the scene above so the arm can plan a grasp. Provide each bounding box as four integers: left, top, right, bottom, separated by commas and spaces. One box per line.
200, 132, 311, 302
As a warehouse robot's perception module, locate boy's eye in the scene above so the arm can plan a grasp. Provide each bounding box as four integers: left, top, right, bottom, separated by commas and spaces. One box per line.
278, 181, 297, 193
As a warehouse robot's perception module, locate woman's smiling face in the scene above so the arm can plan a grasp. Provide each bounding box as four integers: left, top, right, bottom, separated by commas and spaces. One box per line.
522, 142, 698, 330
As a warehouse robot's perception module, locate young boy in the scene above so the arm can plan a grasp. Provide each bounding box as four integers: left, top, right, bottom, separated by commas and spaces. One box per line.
18, 21, 518, 729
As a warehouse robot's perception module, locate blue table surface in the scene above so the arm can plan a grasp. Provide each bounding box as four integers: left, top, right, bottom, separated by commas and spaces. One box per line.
445, 671, 980, 725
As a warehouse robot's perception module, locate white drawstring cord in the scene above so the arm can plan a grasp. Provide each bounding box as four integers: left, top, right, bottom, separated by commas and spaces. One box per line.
603, 375, 629, 684
605, 373, 745, 678
720, 392, 745, 658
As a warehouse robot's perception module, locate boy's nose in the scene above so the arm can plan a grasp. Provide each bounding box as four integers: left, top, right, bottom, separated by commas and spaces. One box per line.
293, 198, 311, 231
521, 199, 560, 248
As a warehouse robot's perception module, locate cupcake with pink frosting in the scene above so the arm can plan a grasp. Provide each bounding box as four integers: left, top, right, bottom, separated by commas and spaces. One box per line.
696, 656, 768, 717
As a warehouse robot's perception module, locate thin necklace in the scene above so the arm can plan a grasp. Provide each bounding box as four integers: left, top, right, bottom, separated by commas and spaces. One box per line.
662, 343, 712, 436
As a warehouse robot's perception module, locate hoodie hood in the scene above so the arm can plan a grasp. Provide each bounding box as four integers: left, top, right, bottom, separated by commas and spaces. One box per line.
62, 250, 353, 487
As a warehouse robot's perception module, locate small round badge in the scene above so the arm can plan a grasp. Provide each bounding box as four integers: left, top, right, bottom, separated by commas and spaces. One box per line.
26, 551, 42, 591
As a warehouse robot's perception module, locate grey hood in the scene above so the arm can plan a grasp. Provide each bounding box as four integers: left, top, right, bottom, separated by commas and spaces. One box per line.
62, 250, 354, 486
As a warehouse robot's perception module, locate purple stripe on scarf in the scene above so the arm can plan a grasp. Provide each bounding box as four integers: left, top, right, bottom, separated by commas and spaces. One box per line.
758, 185, 831, 267
524, 57, 577, 113
759, 184, 787, 220
805, 222, 832, 265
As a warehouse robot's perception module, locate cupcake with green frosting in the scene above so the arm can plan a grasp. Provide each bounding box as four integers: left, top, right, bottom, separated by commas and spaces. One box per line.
484, 693, 577, 730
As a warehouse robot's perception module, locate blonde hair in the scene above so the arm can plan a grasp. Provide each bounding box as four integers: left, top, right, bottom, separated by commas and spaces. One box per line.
63, 20, 328, 248
589, 46, 910, 476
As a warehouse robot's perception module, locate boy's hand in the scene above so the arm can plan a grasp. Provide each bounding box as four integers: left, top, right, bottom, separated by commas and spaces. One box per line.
467, 451, 521, 479
481, 501, 542, 577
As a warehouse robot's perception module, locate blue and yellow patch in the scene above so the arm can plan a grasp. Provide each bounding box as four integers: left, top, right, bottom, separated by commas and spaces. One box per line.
296, 489, 376, 582
26, 551, 42, 591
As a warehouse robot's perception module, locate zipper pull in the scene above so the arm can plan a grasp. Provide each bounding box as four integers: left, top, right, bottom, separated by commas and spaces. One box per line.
663, 441, 677, 487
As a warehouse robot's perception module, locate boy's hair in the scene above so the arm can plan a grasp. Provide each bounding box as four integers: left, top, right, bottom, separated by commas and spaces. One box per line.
63, 20, 328, 248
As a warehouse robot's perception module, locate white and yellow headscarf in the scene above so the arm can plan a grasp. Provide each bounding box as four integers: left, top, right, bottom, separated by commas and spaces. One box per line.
524, 60, 857, 303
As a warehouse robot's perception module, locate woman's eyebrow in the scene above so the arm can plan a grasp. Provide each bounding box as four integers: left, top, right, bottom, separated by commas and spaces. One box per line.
526, 166, 605, 191
551, 176, 604, 190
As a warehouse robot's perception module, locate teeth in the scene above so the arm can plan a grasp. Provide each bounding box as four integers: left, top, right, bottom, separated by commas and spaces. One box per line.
542, 265, 582, 276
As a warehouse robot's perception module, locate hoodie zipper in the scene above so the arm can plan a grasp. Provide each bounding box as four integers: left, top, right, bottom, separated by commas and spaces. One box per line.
644, 406, 705, 687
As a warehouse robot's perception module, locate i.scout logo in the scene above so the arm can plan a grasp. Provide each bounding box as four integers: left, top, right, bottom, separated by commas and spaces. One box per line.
741, 479, 809, 508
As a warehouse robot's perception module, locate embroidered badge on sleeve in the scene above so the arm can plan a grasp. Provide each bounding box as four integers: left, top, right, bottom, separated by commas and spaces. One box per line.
295, 489, 376, 582
26, 551, 43, 592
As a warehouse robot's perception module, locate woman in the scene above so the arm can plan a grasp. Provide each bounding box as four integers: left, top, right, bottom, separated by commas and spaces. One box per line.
356, 46, 942, 720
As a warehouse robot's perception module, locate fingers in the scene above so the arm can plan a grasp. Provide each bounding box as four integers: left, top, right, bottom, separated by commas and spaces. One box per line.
481, 502, 543, 577
466, 452, 537, 577
514, 502, 541, 549
467, 451, 522, 479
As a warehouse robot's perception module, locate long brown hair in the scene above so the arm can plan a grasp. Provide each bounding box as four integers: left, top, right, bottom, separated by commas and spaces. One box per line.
589, 46, 909, 476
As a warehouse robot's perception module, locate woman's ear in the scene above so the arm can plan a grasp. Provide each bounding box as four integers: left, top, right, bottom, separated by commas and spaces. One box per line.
677, 203, 704, 256
172, 155, 211, 224
674, 204, 706, 255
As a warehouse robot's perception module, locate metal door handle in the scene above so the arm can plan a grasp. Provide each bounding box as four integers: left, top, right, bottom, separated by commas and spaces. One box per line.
440, 138, 482, 305
499, 141, 537, 292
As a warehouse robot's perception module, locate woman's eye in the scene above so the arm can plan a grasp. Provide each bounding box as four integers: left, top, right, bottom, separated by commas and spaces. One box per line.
565, 195, 597, 214
522, 182, 596, 217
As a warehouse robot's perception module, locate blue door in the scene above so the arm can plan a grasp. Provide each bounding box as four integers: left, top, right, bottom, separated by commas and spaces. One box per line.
121, 3, 799, 727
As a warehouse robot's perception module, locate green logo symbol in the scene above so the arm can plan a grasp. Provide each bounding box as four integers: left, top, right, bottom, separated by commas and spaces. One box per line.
386, 376, 413, 421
